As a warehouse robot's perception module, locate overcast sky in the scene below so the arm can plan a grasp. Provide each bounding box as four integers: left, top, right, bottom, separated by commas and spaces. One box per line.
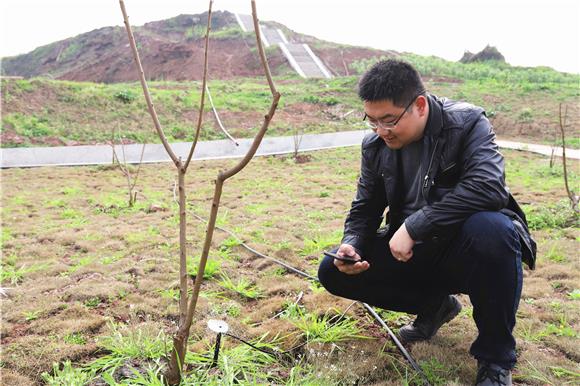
1, 0, 579, 74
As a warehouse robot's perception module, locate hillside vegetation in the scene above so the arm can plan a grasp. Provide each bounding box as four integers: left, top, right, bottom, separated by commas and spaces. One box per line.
2, 56, 579, 149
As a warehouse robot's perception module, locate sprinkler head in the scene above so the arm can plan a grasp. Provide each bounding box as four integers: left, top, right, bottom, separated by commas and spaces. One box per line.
207, 319, 229, 334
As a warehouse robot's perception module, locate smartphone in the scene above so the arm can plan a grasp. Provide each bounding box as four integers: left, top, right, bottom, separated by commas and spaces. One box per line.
323, 250, 361, 264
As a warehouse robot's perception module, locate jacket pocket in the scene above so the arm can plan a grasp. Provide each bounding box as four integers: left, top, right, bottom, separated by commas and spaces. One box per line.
435, 162, 459, 188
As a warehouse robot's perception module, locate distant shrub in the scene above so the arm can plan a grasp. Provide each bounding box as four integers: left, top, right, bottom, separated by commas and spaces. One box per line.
303, 95, 320, 104
518, 108, 534, 123
113, 90, 136, 104
212, 27, 245, 40
321, 96, 339, 106
302, 95, 339, 106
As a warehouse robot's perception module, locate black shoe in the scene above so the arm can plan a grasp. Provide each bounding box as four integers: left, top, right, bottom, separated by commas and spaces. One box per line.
475, 361, 512, 386
398, 295, 462, 343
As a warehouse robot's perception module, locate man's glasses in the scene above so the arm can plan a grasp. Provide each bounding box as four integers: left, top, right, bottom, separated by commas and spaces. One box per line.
363, 92, 425, 130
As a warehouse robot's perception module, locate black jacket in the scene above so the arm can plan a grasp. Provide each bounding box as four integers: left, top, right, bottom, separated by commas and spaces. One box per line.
342, 94, 536, 269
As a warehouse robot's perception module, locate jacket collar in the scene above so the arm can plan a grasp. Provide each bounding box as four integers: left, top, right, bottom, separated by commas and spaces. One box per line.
423, 94, 444, 138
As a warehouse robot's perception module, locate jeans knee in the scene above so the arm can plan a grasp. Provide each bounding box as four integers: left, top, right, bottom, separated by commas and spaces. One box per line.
317, 255, 341, 294
462, 211, 518, 252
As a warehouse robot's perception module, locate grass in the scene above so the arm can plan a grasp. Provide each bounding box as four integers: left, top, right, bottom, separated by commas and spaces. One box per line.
188, 256, 223, 279
1, 147, 578, 385
300, 230, 343, 257
289, 309, 367, 343
218, 274, 263, 300
522, 200, 579, 230
41, 361, 95, 386
3, 57, 578, 148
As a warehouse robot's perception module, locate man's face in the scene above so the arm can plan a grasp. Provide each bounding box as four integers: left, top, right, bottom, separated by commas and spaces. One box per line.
363, 96, 428, 149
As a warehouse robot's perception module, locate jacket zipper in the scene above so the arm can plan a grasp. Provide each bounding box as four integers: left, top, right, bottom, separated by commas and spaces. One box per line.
423, 138, 439, 190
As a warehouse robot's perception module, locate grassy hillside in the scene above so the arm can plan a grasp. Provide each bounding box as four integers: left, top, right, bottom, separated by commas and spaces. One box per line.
2, 56, 579, 149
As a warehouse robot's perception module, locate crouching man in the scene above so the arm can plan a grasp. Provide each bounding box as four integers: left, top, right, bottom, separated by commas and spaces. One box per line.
318, 59, 536, 386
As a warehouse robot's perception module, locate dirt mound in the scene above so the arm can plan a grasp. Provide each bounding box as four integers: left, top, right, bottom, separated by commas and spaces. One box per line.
1, 11, 389, 83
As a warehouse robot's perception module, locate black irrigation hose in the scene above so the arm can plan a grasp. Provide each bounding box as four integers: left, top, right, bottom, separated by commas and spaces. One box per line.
191, 212, 431, 386
223, 332, 308, 359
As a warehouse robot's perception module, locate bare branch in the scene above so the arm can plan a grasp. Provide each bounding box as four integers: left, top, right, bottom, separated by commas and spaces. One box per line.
177, 169, 188, 323
129, 143, 147, 192
184, 1, 213, 170
251, 0, 276, 95
118, 0, 180, 166
558, 104, 579, 211
181, 0, 281, 338
206, 84, 239, 146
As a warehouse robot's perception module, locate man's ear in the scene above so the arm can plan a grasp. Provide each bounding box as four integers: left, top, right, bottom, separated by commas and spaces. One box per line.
416, 95, 428, 116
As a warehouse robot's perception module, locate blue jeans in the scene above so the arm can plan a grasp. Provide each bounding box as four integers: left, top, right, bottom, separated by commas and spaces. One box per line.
318, 211, 523, 368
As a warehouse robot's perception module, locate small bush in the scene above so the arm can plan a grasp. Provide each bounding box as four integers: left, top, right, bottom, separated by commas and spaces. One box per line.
303, 95, 320, 104
114, 90, 137, 104
518, 108, 534, 123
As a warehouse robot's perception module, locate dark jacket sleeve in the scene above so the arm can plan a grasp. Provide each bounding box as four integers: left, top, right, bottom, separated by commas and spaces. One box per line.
405, 114, 509, 240
342, 142, 387, 255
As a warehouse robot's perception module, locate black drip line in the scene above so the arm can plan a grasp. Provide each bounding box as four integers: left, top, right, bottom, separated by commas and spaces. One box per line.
191, 211, 431, 386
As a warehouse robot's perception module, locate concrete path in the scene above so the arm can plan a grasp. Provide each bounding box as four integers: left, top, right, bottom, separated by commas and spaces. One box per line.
1, 130, 578, 168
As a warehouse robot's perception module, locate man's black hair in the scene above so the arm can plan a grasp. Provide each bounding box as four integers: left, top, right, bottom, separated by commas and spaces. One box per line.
358, 59, 425, 107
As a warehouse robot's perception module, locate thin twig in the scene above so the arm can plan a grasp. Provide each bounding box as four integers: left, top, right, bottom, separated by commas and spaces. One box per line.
129, 143, 147, 191
558, 104, 579, 211
119, 0, 180, 166
184, 1, 213, 170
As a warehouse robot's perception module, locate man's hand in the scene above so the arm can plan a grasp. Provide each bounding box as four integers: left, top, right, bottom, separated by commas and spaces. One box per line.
333, 244, 369, 275
389, 223, 415, 262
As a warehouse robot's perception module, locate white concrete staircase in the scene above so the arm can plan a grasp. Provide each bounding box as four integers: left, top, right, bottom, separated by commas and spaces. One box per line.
235, 13, 332, 79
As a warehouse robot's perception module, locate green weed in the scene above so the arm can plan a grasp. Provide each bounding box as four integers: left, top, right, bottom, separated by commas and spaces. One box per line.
379, 310, 413, 328
23, 310, 41, 321
220, 236, 242, 250
41, 361, 95, 386
0, 264, 26, 284
419, 358, 457, 385
1, 227, 14, 246
87, 322, 169, 374
290, 309, 366, 343
84, 297, 102, 308
522, 201, 578, 230
542, 315, 578, 338
517, 108, 533, 123
218, 274, 263, 300
567, 289, 580, 300
64, 332, 87, 345
545, 244, 567, 263
113, 89, 137, 104
188, 256, 223, 279
0, 262, 47, 284
185, 335, 280, 384
549, 366, 580, 382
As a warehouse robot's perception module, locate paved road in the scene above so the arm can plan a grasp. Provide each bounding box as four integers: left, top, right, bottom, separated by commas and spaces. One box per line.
1, 130, 578, 168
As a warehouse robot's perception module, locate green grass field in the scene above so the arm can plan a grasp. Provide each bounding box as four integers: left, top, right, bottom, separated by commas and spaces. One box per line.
1, 146, 578, 385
